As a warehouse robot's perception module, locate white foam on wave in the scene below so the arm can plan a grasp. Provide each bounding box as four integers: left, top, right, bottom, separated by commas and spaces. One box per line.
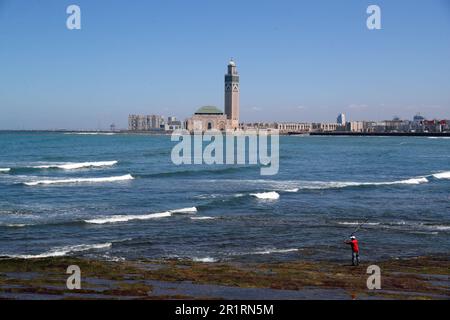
84, 207, 197, 225
422, 225, 450, 231
192, 257, 217, 263
253, 248, 299, 255
170, 207, 197, 214
389, 177, 429, 185
227, 176, 430, 192
1, 223, 27, 228
428, 137, 450, 139
342, 177, 428, 187
2, 242, 112, 259
432, 171, 450, 179
300, 177, 429, 189
338, 221, 449, 233
338, 222, 380, 226
226, 248, 300, 257
0, 168, 10, 173
392, 222, 450, 233
24, 174, 134, 186
191, 216, 216, 220
195, 194, 220, 199
251, 191, 280, 200
33, 161, 118, 170
85, 211, 172, 224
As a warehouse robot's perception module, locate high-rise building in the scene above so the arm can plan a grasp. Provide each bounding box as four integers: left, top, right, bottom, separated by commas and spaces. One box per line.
168, 116, 176, 123
337, 113, 346, 125
185, 60, 240, 132
224, 59, 240, 130
128, 114, 164, 131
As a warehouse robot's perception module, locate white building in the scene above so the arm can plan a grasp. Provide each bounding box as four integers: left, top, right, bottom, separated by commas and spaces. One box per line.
276, 123, 311, 133
347, 121, 364, 132
128, 114, 165, 131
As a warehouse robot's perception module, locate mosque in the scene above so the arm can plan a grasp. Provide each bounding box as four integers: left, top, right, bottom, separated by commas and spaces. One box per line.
185, 60, 240, 132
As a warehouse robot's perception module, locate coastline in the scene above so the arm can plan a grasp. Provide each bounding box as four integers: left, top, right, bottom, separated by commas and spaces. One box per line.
0, 255, 448, 300
1, 130, 450, 137
308, 132, 450, 137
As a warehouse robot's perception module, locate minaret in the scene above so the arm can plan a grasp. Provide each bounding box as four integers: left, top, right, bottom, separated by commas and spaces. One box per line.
224, 59, 240, 129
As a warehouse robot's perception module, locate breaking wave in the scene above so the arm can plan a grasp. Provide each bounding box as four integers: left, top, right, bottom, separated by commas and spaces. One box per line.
337, 221, 450, 233
337, 222, 381, 226
191, 216, 216, 220
250, 191, 280, 200
227, 248, 300, 257
192, 257, 217, 263
312, 177, 428, 189
85, 212, 171, 224
272, 177, 429, 192
32, 161, 118, 170
24, 174, 134, 186
84, 207, 197, 224
0, 223, 28, 228
376, 177, 429, 185
215, 175, 433, 195
253, 248, 299, 255
0, 168, 10, 173
0, 242, 112, 259
170, 207, 197, 214
423, 225, 450, 231
432, 171, 450, 179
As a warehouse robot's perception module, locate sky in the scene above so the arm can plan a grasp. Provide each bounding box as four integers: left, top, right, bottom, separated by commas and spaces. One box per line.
0, 0, 449, 130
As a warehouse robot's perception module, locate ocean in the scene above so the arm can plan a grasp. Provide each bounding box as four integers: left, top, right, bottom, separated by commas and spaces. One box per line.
0, 132, 449, 263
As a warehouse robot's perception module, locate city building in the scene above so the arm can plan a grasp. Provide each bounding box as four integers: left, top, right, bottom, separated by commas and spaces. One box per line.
337, 113, 346, 126
168, 116, 177, 123
312, 122, 340, 132
346, 121, 364, 132
384, 119, 411, 132
165, 116, 182, 131
276, 122, 311, 133
422, 120, 449, 133
128, 114, 165, 131
411, 114, 425, 132
185, 60, 240, 132
128, 61, 448, 135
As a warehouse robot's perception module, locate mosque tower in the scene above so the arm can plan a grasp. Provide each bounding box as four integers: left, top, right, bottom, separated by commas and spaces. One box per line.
224, 59, 240, 130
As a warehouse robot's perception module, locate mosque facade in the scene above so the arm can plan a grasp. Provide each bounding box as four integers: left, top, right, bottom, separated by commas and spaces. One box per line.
185, 60, 240, 132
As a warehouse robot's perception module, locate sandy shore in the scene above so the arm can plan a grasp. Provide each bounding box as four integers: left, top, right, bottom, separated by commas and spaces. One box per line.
0, 255, 448, 300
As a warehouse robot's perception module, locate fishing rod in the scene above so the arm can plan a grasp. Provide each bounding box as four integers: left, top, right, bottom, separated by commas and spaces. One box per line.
350, 217, 370, 237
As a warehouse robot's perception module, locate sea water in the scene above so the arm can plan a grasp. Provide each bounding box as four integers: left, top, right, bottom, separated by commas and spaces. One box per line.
0, 132, 448, 262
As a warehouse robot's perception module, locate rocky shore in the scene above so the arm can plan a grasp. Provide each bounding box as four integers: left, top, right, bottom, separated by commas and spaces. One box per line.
0, 256, 448, 300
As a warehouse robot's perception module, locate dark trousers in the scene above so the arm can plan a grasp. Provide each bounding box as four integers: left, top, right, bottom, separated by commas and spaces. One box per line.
352, 251, 360, 266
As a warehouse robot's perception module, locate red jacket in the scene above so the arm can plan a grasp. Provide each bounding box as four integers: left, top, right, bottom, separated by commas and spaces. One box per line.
347, 239, 359, 252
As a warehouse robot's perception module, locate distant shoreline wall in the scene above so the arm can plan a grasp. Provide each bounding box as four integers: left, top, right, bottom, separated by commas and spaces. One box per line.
0, 130, 171, 135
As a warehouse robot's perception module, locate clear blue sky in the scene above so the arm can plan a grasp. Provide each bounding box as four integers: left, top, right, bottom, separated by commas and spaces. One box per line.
0, 0, 449, 130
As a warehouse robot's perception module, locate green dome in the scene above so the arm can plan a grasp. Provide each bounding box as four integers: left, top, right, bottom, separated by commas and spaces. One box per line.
195, 106, 223, 115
